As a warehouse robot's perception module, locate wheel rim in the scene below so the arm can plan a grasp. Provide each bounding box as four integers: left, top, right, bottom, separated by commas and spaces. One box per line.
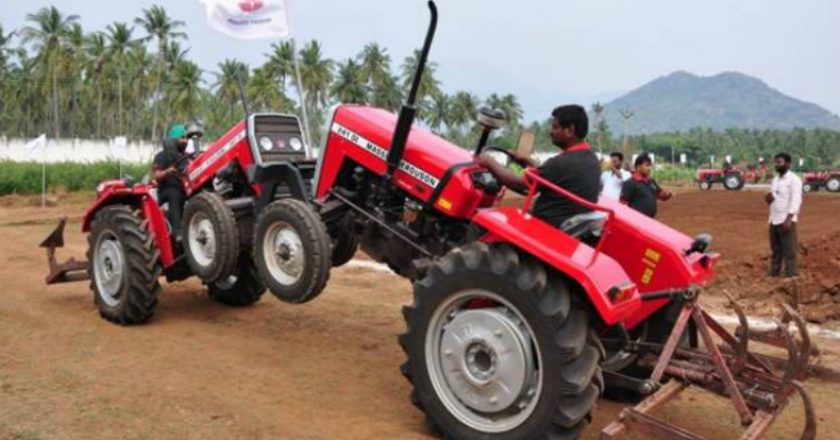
725, 176, 739, 188
215, 273, 238, 290
828, 179, 840, 192
425, 289, 542, 433
188, 213, 217, 267
262, 221, 305, 285
700, 181, 709, 190
93, 231, 125, 307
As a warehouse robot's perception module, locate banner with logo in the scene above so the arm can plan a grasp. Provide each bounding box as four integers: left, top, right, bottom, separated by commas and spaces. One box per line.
201, 0, 290, 39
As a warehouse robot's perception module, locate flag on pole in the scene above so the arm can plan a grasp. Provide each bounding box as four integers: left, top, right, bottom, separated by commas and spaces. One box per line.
201, 0, 290, 39
25, 134, 47, 160
111, 136, 128, 159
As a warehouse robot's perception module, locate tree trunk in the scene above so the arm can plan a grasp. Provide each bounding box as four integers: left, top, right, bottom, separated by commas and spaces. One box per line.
118, 68, 123, 135
96, 82, 102, 138
51, 62, 60, 138
151, 48, 163, 141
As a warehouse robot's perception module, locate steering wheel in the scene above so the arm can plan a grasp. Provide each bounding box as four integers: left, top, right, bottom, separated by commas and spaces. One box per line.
478, 145, 529, 168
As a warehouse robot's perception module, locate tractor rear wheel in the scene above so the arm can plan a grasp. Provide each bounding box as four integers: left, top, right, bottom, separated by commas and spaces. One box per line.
206, 254, 266, 306
87, 205, 161, 325
400, 242, 603, 440
253, 199, 331, 303
182, 192, 240, 283
724, 173, 744, 191
826, 176, 840, 193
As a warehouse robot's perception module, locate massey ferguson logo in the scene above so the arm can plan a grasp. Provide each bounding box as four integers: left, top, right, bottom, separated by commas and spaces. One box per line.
239, 0, 264, 13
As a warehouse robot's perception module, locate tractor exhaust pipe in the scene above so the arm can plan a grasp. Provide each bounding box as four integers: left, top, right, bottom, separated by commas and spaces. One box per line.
385, 0, 438, 178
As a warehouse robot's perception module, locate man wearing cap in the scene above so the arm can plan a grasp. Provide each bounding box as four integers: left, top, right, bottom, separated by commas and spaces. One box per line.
153, 124, 190, 239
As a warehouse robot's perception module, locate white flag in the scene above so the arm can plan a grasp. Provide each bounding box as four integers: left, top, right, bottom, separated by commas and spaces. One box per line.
111, 136, 128, 159
202, 0, 291, 40
25, 134, 47, 159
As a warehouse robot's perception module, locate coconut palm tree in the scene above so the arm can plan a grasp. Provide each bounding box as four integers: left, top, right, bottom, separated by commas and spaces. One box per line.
0, 25, 17, 128
20, 6, 80, 137
426, 93, 450, 132
500, 94, 524, 129
126, 45, 155, 137
298, 40, 334, 109
448, 91, 479, 131
264, 40, 294, 90
136, 4, 187, 139
401, 49, 440, 113
105, 22, 137, 136
168, 60, 203, 121
86, 32, 107, 138
214, 59, 249, 120
247, 66, 290, 113
359, 43, 401, 110
331, 58, 368, 104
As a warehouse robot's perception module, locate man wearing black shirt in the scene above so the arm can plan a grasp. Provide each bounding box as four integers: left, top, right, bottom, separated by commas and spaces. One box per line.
153, 124, 189, 239
620, 154, 672, 218
477, 105, 601, 228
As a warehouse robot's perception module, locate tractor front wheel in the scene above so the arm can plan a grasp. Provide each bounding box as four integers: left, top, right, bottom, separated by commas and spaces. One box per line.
182, 192, 240, 283
206, 254, 266, 306
400, 242, 603, 440
253, 199, 331, 303
698, 180, 711, 191
803, 183, 814, 193
87, 205, 161, 325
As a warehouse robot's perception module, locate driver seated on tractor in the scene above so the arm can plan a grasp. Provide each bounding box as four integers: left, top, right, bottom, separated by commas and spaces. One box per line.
153, 124, 190, 240
476, 104, 600, 229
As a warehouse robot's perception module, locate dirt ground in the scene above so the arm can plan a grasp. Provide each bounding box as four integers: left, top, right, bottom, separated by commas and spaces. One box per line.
1, 189, 839, 440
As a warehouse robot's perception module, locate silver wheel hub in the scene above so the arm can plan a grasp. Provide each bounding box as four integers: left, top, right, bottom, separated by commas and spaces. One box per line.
263, 222, 304, 285
726, 176, 739, 187
94, 232, 124, 306
828, 179, 840, 191
188, 214, 217, 267
426, 290, 542, 433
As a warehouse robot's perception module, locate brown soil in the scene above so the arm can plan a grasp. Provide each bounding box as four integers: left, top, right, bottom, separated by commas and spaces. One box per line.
0, 190, 838, 439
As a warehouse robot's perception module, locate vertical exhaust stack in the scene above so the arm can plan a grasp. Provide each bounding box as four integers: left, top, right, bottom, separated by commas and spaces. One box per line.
385, 1, 438, 178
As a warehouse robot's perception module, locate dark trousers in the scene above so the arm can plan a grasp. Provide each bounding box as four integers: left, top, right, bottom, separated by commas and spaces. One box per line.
769, 223, 797, 277
159, 187, 187, 239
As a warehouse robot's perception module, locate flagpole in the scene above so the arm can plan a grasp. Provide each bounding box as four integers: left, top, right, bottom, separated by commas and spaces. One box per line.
41, 140, 46, 209
284, 0, 313, 151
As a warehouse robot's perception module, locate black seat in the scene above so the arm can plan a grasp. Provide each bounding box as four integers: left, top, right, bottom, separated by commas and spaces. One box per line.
560, 211, 607, 239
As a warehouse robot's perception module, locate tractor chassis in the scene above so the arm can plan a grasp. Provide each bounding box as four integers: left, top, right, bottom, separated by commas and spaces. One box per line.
601, 290, 817, 440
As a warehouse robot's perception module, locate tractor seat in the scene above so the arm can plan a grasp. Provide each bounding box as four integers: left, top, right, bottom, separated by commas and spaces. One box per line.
559, 211, 607, 239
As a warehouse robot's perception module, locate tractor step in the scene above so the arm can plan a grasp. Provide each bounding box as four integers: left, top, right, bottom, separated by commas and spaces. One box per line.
601, 293, 817, 440
41, 217, 89, 284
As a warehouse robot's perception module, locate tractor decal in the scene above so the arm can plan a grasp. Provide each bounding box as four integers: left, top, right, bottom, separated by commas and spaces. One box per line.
330, 122, 439, 188
188, 130, 247, 181
640, 248, 661, 285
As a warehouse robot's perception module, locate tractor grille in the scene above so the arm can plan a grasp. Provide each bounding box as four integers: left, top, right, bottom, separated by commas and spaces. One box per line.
252, 114, 308, 163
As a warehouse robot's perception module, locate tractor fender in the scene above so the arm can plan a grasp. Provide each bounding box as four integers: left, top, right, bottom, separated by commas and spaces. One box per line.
82, 185, 175, 268
472, 206, 641, 326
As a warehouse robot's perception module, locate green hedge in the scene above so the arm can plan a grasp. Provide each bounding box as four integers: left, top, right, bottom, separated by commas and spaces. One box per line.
653, 166, 696, 182
0, 161, 151, 195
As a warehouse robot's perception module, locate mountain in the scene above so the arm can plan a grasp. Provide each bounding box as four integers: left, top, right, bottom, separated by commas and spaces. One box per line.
601, 71, 840, 135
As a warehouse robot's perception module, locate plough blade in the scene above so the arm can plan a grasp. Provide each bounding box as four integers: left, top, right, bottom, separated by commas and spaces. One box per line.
601, 293, 817, 440
41, 217, 89, 284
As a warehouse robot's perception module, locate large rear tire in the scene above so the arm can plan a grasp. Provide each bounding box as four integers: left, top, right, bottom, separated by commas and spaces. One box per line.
206, 254, 266, 306
182, 192, 239, 283
723, 173, 744, 191
87, 205, 161, 325
253, 199, 331, 303
400, 242, 603, 440
826, 176, 840, 193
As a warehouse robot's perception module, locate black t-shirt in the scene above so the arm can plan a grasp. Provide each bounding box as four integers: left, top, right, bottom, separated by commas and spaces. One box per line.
153, 149, 185, 192
621, 177, 661, 218
532, 145, 601, 228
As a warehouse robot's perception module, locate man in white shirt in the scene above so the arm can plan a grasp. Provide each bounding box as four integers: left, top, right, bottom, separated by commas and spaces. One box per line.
600, 152, 631, 200
765, 153, 802, 277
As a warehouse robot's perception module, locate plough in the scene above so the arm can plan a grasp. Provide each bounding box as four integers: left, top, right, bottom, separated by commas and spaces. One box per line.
601, 289, 817, 440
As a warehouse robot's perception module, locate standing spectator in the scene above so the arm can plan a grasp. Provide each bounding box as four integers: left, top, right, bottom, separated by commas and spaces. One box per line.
620, 154, 672, 218
600, 152, 631, 200
765, 153, 802, 277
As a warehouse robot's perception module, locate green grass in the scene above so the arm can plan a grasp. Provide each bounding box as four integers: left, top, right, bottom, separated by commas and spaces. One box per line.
0, 161, 151, 195
653, 166, 696, 182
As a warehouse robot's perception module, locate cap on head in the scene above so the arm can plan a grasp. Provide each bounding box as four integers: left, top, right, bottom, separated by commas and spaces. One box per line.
168, 123, 187, 139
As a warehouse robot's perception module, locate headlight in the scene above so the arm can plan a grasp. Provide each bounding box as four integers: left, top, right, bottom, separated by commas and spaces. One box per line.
289, 137, 303, 152
259, 136, 273, 151
95, 183, 105, 195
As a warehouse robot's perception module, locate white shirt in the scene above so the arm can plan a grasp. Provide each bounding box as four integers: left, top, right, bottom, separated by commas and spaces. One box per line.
600, 169, 631, 200
769, 171, 803, 225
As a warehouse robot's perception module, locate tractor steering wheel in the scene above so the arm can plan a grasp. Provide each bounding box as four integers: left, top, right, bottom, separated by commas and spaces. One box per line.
478, 145, 529, 168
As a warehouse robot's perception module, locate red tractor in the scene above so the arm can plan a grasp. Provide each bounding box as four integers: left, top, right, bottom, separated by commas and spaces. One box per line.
43, 2, 815, 439
695, 167, 745, 191
43, 112, 333, 324
802, 170, 840, 193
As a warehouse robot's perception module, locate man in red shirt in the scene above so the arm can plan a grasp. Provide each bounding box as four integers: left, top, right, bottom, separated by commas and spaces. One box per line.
476, 104, 601, 228
620, 154, 672, 218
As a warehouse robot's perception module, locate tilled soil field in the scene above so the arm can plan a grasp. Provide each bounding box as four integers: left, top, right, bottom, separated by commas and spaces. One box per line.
0, 189, 839, 439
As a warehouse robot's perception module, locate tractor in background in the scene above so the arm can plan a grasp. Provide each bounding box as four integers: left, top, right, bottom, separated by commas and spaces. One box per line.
802, 169, 840, 192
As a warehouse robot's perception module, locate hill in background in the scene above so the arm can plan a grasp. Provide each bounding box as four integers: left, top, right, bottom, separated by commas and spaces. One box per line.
601, 71, 840, 135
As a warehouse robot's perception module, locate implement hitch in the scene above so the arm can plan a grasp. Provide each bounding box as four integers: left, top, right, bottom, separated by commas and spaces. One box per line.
41, 217, 89, 284
602, 290, 817, 440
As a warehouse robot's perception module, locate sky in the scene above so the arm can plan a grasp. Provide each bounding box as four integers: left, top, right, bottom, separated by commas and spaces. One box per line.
3, 0, 839, 122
